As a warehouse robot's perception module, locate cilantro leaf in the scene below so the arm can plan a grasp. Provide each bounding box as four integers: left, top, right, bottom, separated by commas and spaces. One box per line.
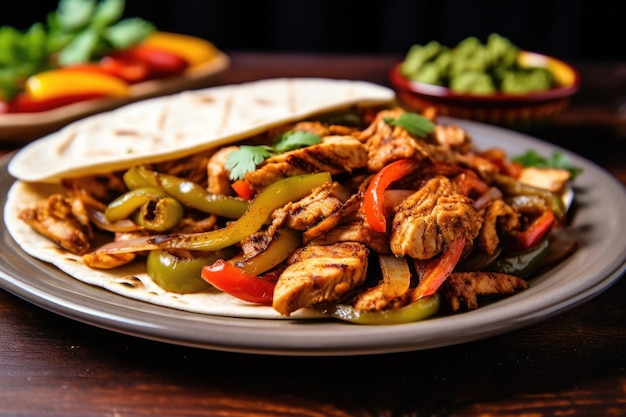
273, 130, 322, 153
512, 150, 583, 180
225, 145, 275, 181
224, 131, 323, 180
383, 112, 435, 137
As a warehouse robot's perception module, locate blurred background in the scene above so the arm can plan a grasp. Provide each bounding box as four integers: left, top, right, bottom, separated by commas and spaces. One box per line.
2, 0, 624, 61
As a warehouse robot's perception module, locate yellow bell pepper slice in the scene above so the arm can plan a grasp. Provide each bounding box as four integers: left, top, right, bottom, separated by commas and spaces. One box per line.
25, 69, 130, 101
141, 31, 219, 68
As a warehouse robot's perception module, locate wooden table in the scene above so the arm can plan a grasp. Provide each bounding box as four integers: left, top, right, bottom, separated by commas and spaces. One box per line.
1, 52, 625, 416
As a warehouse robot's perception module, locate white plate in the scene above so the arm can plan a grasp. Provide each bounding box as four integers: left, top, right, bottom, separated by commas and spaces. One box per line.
0, 52, 230, 142
1, 117, 625, 356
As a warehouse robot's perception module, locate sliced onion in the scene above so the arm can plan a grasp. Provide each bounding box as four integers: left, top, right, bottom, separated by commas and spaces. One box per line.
86, 207, 143, 233
378, 254, 411, 299
92, 235, 160, 253
473, 186, 503, 210
383, 189, 416, 210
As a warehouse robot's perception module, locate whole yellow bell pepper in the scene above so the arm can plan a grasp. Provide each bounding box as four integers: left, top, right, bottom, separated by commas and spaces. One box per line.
141, 31, 219, 68
25, 69, 130, 102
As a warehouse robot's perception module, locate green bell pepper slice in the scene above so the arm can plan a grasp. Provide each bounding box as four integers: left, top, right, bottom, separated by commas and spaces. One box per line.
489, 238, 550, 279
147, 249, 232, 293
124, 166, 249, 219
151, 172, 332, 251
492, 174, 566, 221
324, 293, 441, 325
229, 229, 302, 275
105, 187, 184, 232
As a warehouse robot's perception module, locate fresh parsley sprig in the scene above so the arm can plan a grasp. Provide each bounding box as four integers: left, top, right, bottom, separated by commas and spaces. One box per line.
383, 112, 435, 137
225, 130, 322, 180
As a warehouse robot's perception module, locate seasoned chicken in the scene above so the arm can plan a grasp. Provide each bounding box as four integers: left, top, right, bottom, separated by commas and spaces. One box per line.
306, 186, 391, 253
207, 145, 239, 195
18, 194, 93, 255
390, 176, 483, 259
432, 124, 473, 153
245, 135, 368, 189
62, 173, 127, 205
270, 182, 351, 242
455, 153, 501, 183
151, 149, 212, 187
273, 242, 369, 316
82, 231, 146, 268
82, 251, 136, 269
477, 199, 519, 255
357, 108, 429, 172
240, 229, 274, 259
518, 166, 572, 193
440, 271, 529, 311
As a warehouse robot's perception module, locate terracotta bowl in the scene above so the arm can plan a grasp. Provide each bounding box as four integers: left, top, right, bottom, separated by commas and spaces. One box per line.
389, 51, 580, 127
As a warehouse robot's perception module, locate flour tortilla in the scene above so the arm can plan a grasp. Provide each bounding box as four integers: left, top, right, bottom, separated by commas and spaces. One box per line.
5, 78, 395, 319
8, 78, 395, 183
4, 181, 322, 318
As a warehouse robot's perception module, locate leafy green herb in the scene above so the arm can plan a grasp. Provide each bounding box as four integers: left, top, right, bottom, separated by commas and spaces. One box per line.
273, 130, 322, 152
225, 131, 322, 180
512, 150, 583, 180
225, 145, 275, 181
383, 112, 435, 137
52, 0, 155, 65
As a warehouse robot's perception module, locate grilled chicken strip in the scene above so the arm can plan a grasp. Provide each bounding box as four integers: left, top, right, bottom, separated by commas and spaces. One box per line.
62, 173, 127, 205
82, 232, 140, 268
207, 145, 239, 195
307, 190, 391, 254
245, 135, 368, 190
357, 108, 430, 172
273, 242, 369, 316
18, 194, 93, 255
151, 149, 212, 187
440, 271, 529, 311
391, 176, 483, 259
518, 166, 572, 194
477, 199, 519, 255
432, 123, 473, 152
270, 181, 351, 242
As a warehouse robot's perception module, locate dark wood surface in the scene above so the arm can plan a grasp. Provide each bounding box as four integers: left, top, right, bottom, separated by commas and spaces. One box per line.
1, 52, 625, 417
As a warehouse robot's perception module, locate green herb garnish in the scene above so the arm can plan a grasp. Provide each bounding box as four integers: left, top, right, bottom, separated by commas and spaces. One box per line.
383, 112, 435, 137
512, 150, 583, 180
225, 131, 322, 180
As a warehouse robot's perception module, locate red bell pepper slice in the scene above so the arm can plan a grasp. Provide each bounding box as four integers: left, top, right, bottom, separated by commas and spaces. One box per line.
201, 259, 277, 305
109, 45, 189, 79
97, 57, 151, 83
364, 158, 417, 232
411, 237, 466, 301
231, 179, 255, 200
6, 92, 108, 113
514, 209, 555, 251
453, 170, 489, 196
